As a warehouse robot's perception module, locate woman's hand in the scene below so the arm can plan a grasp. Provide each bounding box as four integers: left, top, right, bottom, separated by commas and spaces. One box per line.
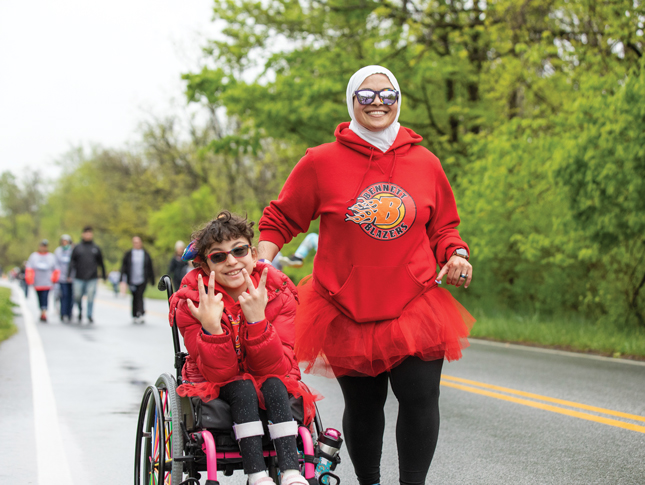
436, 255, 472, 288
187, 271, 224, 335
238, 267, 269, 323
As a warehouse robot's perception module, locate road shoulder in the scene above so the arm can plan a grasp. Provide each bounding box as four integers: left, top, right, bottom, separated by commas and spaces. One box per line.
0, 283, 37, 484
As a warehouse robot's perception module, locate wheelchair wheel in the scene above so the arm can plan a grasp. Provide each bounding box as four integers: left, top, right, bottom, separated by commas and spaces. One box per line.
134, 373, 184, 485
134, 384, 165, 484
156, 373, 185, 484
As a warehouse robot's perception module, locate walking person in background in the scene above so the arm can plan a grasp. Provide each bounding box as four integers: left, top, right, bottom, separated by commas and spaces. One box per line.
168, 240, 189, 292
258, 65, 474, 485
18, 261, 29, 297
278, 233, 319, 268
68, 226, 106, 324
26, 240, 60, 322
120, 236, 155, 324
54, 234, 74, 322
107, 269, 121, 297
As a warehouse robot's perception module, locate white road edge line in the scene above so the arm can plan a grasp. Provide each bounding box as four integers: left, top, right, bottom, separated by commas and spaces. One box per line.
14, 284, 75, 485
470, 338, 645, 367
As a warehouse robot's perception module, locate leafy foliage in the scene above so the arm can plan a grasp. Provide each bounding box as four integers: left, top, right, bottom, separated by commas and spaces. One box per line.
1, 0, 644, 328
186, 0, 645, 325
0, 287, 17, 343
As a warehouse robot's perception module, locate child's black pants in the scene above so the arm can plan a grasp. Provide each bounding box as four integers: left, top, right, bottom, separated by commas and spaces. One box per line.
218, 377, 299, 474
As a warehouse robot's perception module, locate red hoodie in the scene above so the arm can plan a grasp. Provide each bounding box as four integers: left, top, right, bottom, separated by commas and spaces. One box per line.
260, 122, 468, 323
169, 262, 301, 385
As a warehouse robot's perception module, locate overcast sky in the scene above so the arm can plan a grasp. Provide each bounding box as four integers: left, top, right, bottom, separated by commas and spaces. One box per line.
0, 0, 220, 180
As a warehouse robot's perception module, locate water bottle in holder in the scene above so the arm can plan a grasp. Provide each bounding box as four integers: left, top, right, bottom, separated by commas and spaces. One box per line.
315, 428, 343, 484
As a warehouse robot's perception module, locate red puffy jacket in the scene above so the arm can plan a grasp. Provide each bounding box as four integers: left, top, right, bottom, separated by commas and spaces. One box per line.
169, 262, 301, 386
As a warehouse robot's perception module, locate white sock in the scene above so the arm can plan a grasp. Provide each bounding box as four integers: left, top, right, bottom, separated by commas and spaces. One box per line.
282, 470, 299, 478
248, 470, 270, 484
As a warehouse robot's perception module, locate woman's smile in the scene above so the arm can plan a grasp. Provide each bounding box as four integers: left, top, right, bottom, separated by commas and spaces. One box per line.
353, 73, 397, 131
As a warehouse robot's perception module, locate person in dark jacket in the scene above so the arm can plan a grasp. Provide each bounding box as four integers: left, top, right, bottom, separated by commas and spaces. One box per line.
68, 226, 106, 323
168, 240, 189, 293
120, 236, 155, 324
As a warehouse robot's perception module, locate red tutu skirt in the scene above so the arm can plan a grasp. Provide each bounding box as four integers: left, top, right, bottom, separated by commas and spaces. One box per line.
295, 275, 475, 377
177, 374, 321, 426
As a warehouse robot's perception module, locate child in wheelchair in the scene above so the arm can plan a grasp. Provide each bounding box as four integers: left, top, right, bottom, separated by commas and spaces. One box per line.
168, 211, 319, 485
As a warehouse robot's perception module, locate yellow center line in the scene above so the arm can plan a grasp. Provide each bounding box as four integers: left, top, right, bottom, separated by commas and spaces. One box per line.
441, 374, 645, 423
440, 381, 645, 434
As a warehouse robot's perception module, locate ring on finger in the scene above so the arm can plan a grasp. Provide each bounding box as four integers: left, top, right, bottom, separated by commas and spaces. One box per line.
460, 274, 468, 278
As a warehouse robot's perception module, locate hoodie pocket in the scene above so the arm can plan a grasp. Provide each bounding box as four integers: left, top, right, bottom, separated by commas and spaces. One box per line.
330, 265, 425, 323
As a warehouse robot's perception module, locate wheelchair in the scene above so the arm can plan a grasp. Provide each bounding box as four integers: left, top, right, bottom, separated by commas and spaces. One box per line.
134, 275, 342, 485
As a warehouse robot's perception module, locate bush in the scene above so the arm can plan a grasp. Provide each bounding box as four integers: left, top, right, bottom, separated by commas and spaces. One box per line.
0, 287, 17, 343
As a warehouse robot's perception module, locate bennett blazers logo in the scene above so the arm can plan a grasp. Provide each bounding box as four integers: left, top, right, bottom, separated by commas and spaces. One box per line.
345, 182, 416, 240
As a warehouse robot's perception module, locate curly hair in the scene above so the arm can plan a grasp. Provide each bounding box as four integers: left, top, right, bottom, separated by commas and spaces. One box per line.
190, 211, 255, 267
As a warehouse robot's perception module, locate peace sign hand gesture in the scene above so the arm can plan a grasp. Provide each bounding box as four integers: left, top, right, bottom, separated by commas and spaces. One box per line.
238, 267, 269, 323
187, 271, 224, 335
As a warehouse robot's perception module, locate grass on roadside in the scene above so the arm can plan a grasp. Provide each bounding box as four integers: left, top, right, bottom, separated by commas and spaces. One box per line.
468, 307, 645, 360
101, 281, 169, 301
144, 284, 169, 301
0, 287, 18, 343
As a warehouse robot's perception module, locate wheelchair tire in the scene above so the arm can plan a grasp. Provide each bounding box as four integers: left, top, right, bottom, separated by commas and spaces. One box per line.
134, 384, 166, 485
155, 373, 185, 485
134, 374, 185, 485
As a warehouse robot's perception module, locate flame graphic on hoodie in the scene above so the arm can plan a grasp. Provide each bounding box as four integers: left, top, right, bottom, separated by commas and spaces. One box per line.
345, 183, 416, 240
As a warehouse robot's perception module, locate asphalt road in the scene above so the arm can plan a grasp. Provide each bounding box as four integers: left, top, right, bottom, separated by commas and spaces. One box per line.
1, 281, 644, 484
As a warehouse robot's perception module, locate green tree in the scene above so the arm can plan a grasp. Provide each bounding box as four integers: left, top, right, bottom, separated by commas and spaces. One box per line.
554, 61, 645, 326
185, 0, 643, 179
182, 0, 645, 325
0, 170, 46, 268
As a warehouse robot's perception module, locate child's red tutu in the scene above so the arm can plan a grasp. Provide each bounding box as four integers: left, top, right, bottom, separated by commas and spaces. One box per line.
294, 275, 475, 377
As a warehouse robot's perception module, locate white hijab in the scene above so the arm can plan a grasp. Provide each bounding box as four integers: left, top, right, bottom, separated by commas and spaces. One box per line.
346, 65, 401, 153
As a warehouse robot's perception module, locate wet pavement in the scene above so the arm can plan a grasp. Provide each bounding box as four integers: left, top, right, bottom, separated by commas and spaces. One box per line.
1, 281, 644, 484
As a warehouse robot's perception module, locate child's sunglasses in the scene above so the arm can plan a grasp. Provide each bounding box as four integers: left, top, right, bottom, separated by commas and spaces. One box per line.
353, 88, 399, 106
207, 245, 251, 264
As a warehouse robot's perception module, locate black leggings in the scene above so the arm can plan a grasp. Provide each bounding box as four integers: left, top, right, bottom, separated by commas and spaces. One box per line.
218, 378, 299, 474
337, 357, 444, 485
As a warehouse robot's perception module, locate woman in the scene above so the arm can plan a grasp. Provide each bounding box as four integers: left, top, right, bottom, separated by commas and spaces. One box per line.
26, 240, 60, 322
257, 65, 474, 485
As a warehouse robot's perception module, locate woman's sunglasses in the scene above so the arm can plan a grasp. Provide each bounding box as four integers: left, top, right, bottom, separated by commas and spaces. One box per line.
354, 88, 399, 106
206, 245, 251, 264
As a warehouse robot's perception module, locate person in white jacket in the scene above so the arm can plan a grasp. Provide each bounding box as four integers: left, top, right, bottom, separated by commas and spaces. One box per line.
26, 240, 60, 322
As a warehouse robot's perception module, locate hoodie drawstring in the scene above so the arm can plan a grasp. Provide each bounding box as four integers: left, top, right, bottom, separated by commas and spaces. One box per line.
347, 147, 375, 202
388, 149, 398, 183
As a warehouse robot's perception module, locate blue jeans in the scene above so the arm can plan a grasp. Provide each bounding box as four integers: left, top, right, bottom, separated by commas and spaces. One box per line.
73, 279, 97, 318
294, 233, 319, 259
59, 282, 73, 318
36, 290, 50, 310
